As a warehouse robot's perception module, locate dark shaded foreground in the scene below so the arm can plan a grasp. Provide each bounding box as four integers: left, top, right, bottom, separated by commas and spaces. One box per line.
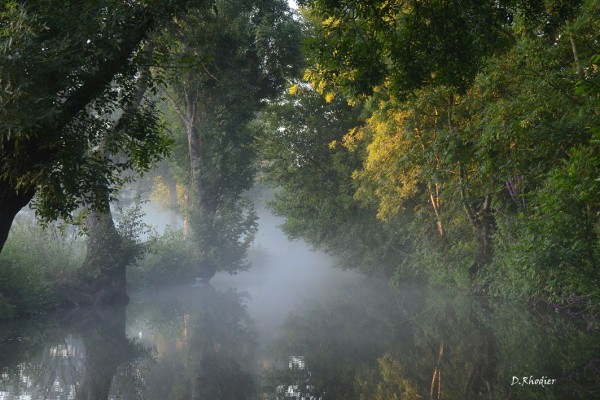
0, 281, 599, 399
0, 304, 142, 399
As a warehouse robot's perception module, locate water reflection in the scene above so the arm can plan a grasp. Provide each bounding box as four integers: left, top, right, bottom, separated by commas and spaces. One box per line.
0, 305, 141, 400
261, 281, 600, 400
125, 284, 258, 399
0, 284, 258, 400
1, 281, 598, 399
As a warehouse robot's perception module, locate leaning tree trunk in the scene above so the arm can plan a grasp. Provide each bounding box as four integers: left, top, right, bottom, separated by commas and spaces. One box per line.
80, 51, 152, 304
0, 180, 35, 253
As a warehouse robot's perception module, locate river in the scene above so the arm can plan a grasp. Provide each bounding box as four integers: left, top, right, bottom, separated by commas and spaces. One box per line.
0, 204, 598, 399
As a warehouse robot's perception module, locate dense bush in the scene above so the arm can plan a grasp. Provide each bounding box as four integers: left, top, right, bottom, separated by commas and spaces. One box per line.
128, 228, 197, 287
487, 141, 600, 314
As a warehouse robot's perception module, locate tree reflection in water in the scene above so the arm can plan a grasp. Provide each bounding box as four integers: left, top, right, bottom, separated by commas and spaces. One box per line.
124, 284, 258, 400
0, 285, 259, 400
0, 305, 142, 400
1, 281, 598, 399
261, 280, 600, 400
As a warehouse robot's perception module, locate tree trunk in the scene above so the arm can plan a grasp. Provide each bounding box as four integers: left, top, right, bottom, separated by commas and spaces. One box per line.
459, 167, 495, 281
567, 24, 585, 79
163, 168, 180, 228
186, 120, 203, 199
84, 199, 128, 305
428, 183, 445, 238
168, 75, 223, 281
468, 197, 495, 280
80, 54, 152, 304
0, 180, 35, 253
167, 80, 209, 219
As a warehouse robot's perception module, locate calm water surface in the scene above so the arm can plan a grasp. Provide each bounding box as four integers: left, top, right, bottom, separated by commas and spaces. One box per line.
1, 206, 598, 399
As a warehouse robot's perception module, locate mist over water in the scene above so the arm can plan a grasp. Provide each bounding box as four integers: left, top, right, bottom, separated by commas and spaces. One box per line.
1, 198, 599, 399
210, 200, 364, 341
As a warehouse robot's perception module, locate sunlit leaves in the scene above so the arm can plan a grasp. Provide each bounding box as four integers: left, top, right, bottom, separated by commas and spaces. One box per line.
259, 87, 414, 276
284, 0, 600, 301
350, 107, 419, 220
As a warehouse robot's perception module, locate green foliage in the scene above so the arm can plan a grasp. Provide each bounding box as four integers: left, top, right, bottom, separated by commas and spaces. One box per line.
355, 354, 421, 400
0, 261, 54, 319
155, 0, 301, 278
161, 0, 302, 201
188, 198, 258, 276
259, 87, 413, 277
256, 0, 600, 310
0, 217, 85, 318
303, 0, 513, 99
114, 197, 157, 268
1, 216, 85, 276
0, 0, 210, 248
130, 201, 258, 287
128, 228, 196, 287
489, 142, 600, 306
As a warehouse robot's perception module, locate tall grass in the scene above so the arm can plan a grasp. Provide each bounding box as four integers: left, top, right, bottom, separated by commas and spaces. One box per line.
0, 215, 85, 319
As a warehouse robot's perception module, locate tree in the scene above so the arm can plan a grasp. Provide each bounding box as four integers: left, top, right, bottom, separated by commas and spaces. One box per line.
298, 0, 519, 282
0, 0, 210, 253
160, 0, 301, 279
301, 0, 513, 100
259, 86, 413, 277
296, 0, 600, 295
79, 60, 165, 304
